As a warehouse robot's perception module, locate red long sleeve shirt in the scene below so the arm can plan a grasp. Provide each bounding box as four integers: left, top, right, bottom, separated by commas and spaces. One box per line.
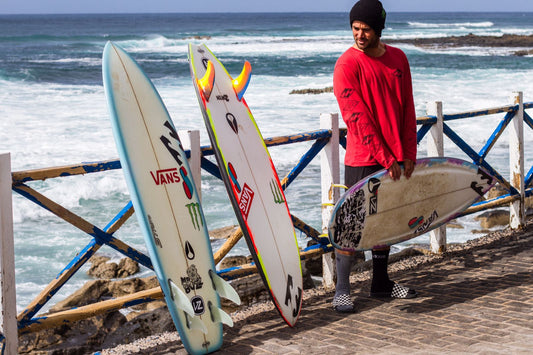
333, 44, 417, 169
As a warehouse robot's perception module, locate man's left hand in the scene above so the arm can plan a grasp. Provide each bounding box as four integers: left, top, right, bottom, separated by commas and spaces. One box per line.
404, 159, 415, 179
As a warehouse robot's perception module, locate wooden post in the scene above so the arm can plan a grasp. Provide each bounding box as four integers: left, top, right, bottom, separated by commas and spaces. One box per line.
179, 130, 202, 200
427, 101, 447, 253
320, 113, 340, 289
509, 92, 525, 229
0, 153, 18, 354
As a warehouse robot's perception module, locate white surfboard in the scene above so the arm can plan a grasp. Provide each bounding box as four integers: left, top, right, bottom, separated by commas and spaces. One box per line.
329, 157, 496, 251
102, 42, 239, 355
188, 43, 303, 327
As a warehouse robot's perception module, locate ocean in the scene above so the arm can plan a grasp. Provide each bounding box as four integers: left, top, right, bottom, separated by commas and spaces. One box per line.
2, 12, 533, 312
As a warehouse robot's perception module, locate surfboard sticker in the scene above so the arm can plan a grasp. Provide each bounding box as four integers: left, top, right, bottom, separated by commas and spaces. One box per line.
328, 157, 497, 251
188, 43, 303, 327
103, 41, 239, 355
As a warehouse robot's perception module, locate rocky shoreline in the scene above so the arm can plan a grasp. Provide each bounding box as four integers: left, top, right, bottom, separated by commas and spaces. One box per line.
387, 33, 533, 56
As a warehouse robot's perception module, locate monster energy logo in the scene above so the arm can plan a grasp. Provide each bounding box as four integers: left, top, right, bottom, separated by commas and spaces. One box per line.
186, 202, 203, 230
270, 179, 285, 204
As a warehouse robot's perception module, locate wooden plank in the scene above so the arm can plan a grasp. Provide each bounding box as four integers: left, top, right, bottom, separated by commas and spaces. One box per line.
509, 92, 525, 229
427, 102, 447, 253
0, 153, 18, 354
319, 114, 339, 289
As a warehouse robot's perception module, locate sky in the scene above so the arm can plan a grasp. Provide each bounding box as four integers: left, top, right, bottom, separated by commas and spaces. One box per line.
1, 0, 533, 14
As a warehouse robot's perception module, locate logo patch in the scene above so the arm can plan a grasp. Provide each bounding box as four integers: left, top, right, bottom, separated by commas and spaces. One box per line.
239, 183, 254, 219
181, 264, 203, 293
226, 113, 238, 134
150, 168, 180, 185
191, 296, 205, 315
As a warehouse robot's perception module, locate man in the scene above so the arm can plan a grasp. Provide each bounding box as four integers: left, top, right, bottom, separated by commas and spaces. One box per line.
332, 0, 418, 313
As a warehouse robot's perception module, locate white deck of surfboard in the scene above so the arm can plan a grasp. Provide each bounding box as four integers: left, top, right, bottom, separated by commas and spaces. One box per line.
188, 43, 303, 327
329, 157, 496, 251
103, 42, 237, 354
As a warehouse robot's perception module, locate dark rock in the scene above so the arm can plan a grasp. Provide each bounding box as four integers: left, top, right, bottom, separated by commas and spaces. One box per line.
386, 33, 533, 49
87, 256, 140, 279
219, 255, 250, 269
117, 258, 139, 278
474, 209, 509, 229
289, 87, 333, 95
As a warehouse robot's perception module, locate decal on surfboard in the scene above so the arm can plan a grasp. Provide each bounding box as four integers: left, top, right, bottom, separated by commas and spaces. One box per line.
471, 167, 494, 196
180, 264, 203, 294
147, 214, 163, 248
226, 113, 238, 134
284, 274, 302, 318
270, 179, 285, 204
333, 189, 365, 248
239, 183, 254, 220
367, 177, 380, 215
186, 202, 203, 231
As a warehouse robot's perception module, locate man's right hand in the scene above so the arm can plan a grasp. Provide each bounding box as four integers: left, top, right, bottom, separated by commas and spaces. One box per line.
388, 161, 402, 181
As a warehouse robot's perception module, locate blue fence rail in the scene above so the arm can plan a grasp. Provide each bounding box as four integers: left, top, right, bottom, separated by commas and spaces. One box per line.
4, 95, 533, 346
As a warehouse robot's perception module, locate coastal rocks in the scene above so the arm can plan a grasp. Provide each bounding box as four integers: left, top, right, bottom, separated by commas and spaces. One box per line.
475, 209, 509, 229
289, 86, 333, 95
219, 255, 252, 269
87, 256, 139, 279
387, 33, 533, 49
18, 276, 167, 354
209, 225, 239, 240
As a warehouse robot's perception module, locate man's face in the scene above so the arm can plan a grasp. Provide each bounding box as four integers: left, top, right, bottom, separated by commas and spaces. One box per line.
351, 21, 379, 51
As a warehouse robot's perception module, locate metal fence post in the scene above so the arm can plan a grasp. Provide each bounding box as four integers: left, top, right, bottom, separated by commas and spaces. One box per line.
509, 92, 525, 229
179, 130, 202, 200
427, 102, 447, 253
320, 113, 340, 289
0, 153, 18, 354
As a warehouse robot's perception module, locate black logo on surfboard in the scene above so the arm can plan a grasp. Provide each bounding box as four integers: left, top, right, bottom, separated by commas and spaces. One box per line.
284, 274, 302, 318
226, 113, 238, 134
367, 178, 381, 215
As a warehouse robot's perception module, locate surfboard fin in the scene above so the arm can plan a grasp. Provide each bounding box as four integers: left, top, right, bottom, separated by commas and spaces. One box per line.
168, 279, 195, 317
184, 312, 208, 334
332, 183, 348, 190
197, 60, 215, 101
208, 301, 234, 327
232, 61, 251, 101
209, 269, 241, 305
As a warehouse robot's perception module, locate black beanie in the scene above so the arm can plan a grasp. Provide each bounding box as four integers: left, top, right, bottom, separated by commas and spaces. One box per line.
349, 0, 387, 37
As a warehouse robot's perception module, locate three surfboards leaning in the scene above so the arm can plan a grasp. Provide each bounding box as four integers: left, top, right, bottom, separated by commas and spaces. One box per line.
329, 157, 497, 251
188, 43, 303, 327
102, 42, 239, 355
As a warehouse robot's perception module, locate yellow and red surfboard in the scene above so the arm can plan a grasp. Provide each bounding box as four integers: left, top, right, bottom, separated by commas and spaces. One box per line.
188, 43, 303, 327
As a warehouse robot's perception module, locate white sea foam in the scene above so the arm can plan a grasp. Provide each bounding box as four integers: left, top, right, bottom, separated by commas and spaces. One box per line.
408, 21, 494, 29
